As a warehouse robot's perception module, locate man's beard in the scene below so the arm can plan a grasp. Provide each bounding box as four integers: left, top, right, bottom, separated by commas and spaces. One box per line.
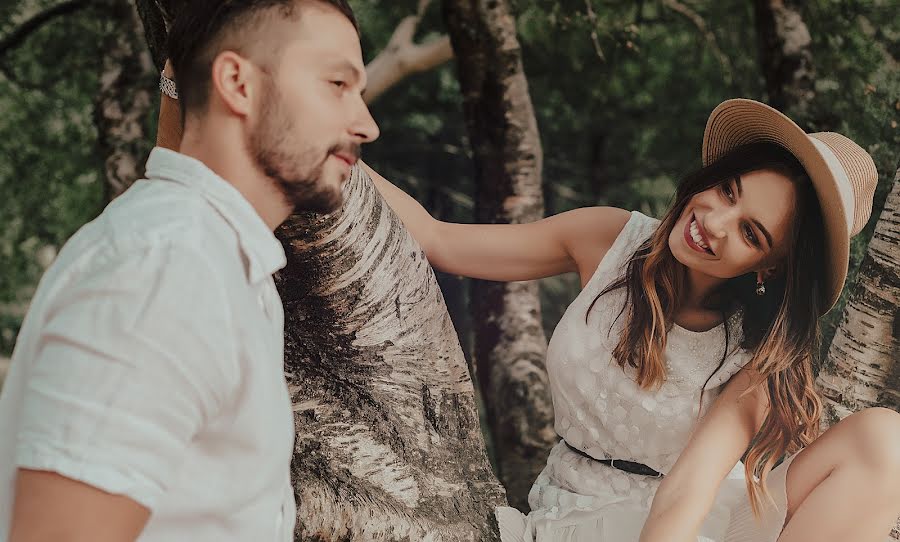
247, 81, 349, 214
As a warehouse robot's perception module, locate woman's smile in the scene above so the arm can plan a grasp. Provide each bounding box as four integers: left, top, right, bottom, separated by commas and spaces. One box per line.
683, 213, 715, 256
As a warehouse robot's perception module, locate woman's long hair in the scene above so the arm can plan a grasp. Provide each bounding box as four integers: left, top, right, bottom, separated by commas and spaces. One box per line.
588, 141, 826, 516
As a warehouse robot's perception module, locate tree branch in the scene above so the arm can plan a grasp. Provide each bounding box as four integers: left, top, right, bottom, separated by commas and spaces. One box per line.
660, 0, 733, 84
0, 0, 90, 59
583, 0, 605, 61
364, 0, 454, 104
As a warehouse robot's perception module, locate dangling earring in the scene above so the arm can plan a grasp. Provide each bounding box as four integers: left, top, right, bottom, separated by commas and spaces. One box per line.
756, 279, 766, 296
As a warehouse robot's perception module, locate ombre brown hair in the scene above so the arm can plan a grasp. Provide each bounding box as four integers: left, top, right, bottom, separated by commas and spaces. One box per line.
588, 141, 826, 515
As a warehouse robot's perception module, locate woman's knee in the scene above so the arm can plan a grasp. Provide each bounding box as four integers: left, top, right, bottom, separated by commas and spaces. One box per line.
841, 407, 900, 479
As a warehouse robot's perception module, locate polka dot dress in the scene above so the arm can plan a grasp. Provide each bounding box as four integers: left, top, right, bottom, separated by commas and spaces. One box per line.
496, 211, 797, 542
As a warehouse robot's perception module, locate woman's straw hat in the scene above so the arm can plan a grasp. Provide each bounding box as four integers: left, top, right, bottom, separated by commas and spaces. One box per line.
702, 98, 878, 313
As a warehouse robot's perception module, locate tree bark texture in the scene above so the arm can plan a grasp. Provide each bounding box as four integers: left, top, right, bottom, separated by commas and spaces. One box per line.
277, 166, 505, 540
753, 0, 815, 116
133, 2, 508, 538
95, 0, 157, 200
443, 0, 556, 511
816, 164, 900, 542
817, 167, 900, 424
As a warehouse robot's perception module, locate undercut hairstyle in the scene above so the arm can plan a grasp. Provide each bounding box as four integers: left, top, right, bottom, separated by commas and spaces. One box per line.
165, 0, 357, 119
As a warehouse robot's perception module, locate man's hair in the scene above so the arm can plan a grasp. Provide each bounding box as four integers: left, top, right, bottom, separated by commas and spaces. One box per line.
166, 0, 357, 118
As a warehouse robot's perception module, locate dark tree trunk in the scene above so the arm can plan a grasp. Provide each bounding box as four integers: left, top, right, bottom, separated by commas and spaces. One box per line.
753, 0, 815, 116
443, 0, 556, 511
133, 1, 507, 539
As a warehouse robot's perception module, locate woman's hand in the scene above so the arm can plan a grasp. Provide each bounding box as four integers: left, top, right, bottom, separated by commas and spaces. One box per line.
639, 368, 768, 542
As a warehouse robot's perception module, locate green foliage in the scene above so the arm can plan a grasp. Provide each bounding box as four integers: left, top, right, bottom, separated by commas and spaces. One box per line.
0, 2, 113, 354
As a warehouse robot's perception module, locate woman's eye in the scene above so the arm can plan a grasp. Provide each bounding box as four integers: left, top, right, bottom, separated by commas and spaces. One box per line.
330, 80, 346, 89
721, 183, 734, 201
743, 224, 759, 246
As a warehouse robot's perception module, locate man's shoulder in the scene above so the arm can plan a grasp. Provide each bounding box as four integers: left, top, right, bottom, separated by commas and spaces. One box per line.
103, 180, 227, 248
52, 182, 238, 288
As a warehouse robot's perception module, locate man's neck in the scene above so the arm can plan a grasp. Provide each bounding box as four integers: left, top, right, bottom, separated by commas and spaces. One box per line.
178, 126, 293, 231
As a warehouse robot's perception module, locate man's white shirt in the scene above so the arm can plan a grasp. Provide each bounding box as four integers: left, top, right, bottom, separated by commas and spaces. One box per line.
0, 148, 297, 541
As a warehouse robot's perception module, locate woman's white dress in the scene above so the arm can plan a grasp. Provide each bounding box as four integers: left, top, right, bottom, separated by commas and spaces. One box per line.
495, 211, 797, 542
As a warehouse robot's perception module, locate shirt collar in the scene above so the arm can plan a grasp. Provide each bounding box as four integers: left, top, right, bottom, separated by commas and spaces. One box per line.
145, 147, 287, 284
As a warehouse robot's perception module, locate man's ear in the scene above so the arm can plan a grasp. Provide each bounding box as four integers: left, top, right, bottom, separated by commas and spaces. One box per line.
209, 51, 257, 118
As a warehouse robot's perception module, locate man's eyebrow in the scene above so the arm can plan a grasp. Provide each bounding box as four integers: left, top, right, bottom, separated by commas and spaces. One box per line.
735, 175, 743, 197
327, 60, 364, 82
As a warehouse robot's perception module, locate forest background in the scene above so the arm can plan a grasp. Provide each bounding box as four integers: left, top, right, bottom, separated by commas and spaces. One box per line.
0, 0, 898, 538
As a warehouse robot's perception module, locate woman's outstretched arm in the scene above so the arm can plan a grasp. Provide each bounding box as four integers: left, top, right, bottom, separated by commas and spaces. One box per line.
361, 162, 631, 285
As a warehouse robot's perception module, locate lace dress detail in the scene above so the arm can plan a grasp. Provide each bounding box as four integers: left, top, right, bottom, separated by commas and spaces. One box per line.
496, 211, 797, 542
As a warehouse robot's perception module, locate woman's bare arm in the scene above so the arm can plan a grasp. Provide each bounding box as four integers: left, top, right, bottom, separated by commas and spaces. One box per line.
361, 162, 631, 285
639, 368, 769, 542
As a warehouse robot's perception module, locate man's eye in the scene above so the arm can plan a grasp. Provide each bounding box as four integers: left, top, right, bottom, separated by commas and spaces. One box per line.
331, 80, 346, 89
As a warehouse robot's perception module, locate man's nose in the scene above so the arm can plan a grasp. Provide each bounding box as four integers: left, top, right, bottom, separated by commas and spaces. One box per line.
350, 100, 380, 143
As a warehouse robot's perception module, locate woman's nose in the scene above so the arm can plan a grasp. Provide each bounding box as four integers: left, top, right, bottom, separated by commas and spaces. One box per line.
705, 207, 738, 238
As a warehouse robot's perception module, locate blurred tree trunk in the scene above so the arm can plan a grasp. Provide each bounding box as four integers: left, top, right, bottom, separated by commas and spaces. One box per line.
443, 0, 556, 511
753, 0, 815, 116
816, 167, 900, 540
133, 1, 507, 539
95, 0, 157, 200
0, 0, 151, 200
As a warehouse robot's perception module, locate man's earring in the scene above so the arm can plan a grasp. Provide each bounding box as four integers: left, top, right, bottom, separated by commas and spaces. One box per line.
756, 279, 766, 296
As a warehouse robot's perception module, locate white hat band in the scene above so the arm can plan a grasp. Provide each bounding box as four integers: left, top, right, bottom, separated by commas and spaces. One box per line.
810, 137, 855, 231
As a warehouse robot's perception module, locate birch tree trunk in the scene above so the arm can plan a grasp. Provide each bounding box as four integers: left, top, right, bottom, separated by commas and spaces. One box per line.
816, 167, 900, 540
95, 0, 157, 200
277, 166, 506, 540
753, 0, 815, 116
443, 0, 557, 511
817, 167, 900, 424
133, 2, 507, 539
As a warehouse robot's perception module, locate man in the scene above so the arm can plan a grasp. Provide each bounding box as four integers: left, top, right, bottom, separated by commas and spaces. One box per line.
0, 1, 378, 540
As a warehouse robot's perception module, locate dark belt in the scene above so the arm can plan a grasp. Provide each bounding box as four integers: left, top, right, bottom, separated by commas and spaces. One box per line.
564, 441, 664, 478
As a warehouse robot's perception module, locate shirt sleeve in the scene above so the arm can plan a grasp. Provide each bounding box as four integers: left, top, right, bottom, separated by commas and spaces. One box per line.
14, 242, 238, 510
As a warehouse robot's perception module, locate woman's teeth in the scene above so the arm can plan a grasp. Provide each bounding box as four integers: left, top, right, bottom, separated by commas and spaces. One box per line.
690, 219, 710, 250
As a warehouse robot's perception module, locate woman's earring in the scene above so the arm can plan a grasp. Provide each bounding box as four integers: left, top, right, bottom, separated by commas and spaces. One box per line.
756, 279, 766, 296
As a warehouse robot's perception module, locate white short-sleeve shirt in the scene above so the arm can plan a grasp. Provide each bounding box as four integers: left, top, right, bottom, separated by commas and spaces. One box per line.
0, 148, 297, 541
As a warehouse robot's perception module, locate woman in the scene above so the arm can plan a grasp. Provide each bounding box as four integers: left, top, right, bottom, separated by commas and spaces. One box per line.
362, 99, 900, 542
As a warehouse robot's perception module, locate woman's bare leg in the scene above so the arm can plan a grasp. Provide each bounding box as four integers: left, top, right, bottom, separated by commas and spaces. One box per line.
777, 407, 900, 542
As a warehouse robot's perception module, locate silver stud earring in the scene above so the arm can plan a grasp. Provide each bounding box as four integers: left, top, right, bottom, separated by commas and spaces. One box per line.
756, 279, 766, 296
